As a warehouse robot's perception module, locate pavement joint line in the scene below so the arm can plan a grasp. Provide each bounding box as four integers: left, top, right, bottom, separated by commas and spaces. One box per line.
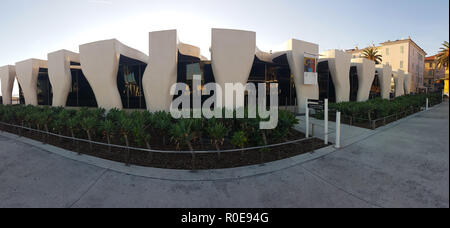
68, 168, 108, 208
300, 165, 384, 208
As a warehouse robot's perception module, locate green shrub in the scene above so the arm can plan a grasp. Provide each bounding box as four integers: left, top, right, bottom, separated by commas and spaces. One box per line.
170, 118, 195, 151
231, 131, 248, 149
206, 120, 229, 151
329, 93, 440, 121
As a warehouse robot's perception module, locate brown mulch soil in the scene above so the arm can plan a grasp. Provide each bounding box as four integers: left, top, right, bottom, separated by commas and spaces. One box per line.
1, 126, 329, 170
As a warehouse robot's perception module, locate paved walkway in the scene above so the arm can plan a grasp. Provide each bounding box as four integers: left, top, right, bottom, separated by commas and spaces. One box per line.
0, 102, 448, 208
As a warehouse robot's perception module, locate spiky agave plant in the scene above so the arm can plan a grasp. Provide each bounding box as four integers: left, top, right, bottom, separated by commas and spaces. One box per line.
100, 119, 115, 152
231, 131, 248, 157
66, 115, 79, 140
129, 111, 151, 149
170, 119, 195, 151
117, 113, 134, 148
206, 120, 229, 152
53, 109, 71, 141
81, 116, 97, 150
153, 111, 172, 145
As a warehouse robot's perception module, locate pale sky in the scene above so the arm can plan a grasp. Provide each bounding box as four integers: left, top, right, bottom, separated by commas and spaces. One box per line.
1, 0, 449, 96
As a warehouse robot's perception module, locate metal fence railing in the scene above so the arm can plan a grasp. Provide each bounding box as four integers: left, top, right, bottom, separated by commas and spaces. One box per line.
0, 121, 334, 170
312, 105, 430, 130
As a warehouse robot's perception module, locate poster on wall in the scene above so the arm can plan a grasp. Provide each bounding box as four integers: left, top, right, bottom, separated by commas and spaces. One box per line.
304, 53, 318, 85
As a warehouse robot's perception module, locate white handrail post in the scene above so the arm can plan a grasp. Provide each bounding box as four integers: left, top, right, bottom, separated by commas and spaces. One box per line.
305, 98, 309, 138
335, 111, 341, 149
324, 99, 329, 145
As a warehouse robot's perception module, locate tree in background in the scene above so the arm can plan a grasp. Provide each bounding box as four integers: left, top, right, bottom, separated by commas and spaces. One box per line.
436, 41, 449, 71
362, 46, 383, 64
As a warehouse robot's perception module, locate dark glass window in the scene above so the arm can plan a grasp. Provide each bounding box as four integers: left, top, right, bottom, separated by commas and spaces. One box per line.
349, 66, 359, 102
19, 84, 25, 105
370, 71, 381, 99
174, 53, 294, 108
248, 55, 294, 106
318, 61, 336, 103
117, 55, 147, 109
174, 52, 216, 108
37, 68, 52, 106
66, 66, 98, 108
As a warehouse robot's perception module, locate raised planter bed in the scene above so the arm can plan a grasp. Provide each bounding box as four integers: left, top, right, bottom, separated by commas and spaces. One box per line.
0, 123, 328, 170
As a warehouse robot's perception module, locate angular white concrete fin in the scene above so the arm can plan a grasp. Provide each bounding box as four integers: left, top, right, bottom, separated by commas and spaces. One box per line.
320, 50, 351, 102
375, 64, 393, 99
0, 65, 17, 105
255, 47, 288, 63
286, 39, 319, 112
404, 73, 412, 95
351, 58, 376, 102
393, 70, 405, 97
15, 59, 48, 106
79, 39, 148, 110
211, 28, 256, 109
48, 50, 80, 107
143, 30, 178, 112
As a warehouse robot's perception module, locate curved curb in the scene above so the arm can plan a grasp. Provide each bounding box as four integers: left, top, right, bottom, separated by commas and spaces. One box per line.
1, 104, 438, 181
0, 130, 336, 181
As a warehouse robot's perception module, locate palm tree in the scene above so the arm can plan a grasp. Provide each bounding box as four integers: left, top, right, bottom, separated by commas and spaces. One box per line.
231, 131, 248, 158
206, 121, 229, 159
100, 119, 115, 152
362, 46, 383, 64
81, 116, 97, 150
436, 41, 449, 71
170, 119, 195, 151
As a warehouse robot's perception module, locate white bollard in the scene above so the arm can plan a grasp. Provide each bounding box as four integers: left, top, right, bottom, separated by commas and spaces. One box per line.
426, 98, 429, 110
335, 111, 341, 149
305, 98, 309, 138
324, 99, 329, 145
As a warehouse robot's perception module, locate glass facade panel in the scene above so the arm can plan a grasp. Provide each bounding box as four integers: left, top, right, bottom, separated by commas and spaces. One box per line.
117, 55, 147, 109
174, 52, 216, 109
349, 66, 359, 102
37, 68, 52, 106
66, 67, 98, 107
370, 71, 381, 99
248, 55, 294, 106
19, 84, 25, 105
317, 61, 336, 103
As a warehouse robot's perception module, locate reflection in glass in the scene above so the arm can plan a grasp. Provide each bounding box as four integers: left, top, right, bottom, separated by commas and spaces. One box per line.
370, 71, 381, 99
317, 61, 336, 103
67, 65, 98, 107
349, 66, 359, 102
248, 55, 294, 107
174, 52, 216, 109
19, 84, 25, 105
37, 68, 53, 106
117, 55, 147, 109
